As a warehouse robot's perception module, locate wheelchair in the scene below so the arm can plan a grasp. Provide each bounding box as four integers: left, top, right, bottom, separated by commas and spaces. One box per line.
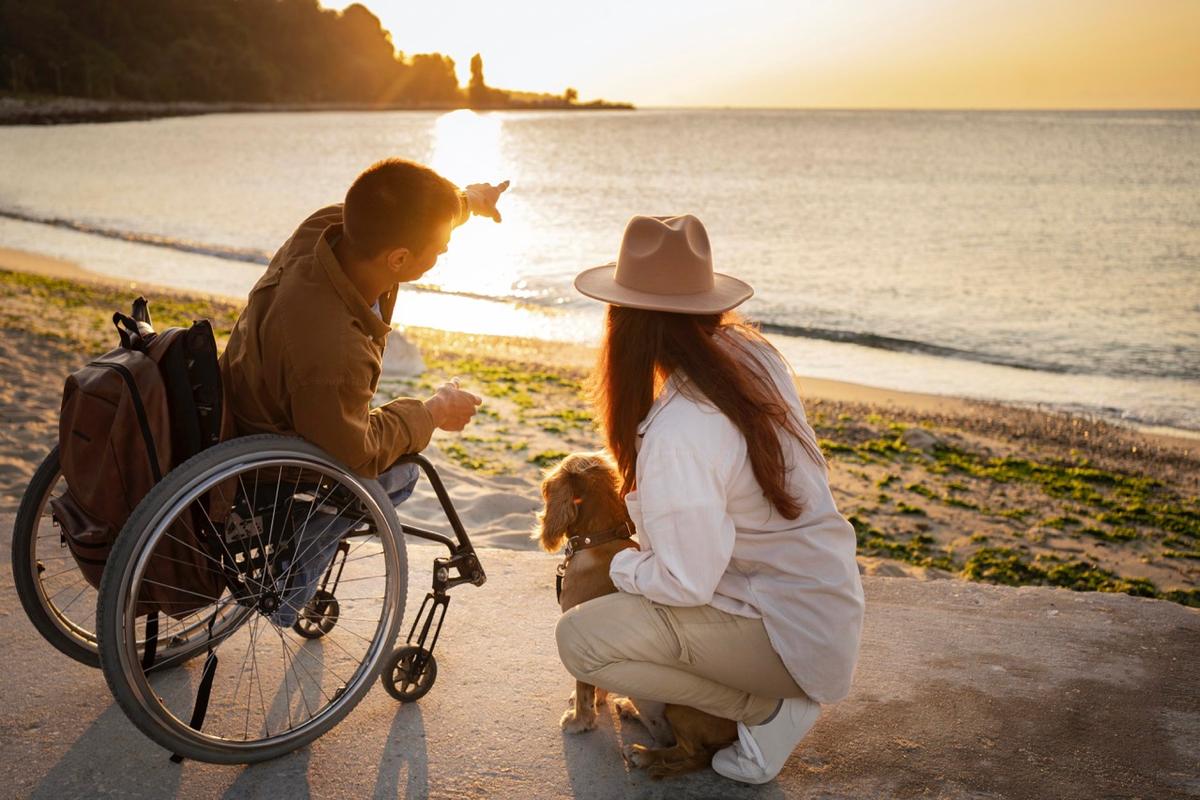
11, 433, 485, 764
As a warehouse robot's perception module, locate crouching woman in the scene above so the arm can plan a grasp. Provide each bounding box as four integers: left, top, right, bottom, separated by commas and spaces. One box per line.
555, 215, 865, 785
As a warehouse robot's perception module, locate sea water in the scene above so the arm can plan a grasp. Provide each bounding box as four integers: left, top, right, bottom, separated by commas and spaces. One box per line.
0, 109, 1196, 432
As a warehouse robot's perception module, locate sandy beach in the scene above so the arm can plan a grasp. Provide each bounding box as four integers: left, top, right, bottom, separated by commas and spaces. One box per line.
1, 247, 1197, 607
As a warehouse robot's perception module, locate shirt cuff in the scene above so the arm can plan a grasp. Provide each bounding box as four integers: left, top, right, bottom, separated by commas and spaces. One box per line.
608, 547, 643, 594
382, 397, 435, 454
455, 190, 470, 226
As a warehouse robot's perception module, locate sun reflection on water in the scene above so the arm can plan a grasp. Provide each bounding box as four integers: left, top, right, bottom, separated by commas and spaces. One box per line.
421, 110, 530, 301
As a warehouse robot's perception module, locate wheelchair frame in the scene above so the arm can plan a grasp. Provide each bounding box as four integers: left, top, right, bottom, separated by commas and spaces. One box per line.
13, 438, 489, 763
383, 452, 487, 698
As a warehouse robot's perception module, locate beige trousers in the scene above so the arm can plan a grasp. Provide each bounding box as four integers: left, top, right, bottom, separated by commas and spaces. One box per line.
555, 591, 807, 725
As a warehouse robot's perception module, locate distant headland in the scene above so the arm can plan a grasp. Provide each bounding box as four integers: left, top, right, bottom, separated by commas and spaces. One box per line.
0, 1, 632, 125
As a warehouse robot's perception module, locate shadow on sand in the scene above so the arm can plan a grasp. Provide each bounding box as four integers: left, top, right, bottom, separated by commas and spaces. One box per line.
30, 702, 186, 800
560, 701, 788, 800
371, 703, 431, 799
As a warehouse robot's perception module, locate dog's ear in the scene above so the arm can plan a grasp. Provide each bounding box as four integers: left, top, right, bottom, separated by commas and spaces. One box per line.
535, 464, 578, 553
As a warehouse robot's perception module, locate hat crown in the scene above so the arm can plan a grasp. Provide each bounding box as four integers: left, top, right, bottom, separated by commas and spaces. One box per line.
614, 215, 714, 296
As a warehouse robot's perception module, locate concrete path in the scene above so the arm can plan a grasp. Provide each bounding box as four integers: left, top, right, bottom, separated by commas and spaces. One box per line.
1, 515, 1197, 799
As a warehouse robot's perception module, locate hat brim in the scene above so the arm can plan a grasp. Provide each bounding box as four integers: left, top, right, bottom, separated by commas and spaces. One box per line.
574, 263, 754, 314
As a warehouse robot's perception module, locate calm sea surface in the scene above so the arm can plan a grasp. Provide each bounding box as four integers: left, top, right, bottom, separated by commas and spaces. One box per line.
0, 109, 1197, 431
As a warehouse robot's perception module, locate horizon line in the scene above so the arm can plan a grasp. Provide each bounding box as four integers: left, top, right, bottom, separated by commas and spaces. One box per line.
626, 104, 1200, 113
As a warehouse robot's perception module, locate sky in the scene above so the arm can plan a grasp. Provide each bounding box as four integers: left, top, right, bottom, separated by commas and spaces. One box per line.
322, 0, 1200, 109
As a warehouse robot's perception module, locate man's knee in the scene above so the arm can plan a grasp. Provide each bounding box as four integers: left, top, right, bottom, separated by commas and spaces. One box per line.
379, 461, 420, 504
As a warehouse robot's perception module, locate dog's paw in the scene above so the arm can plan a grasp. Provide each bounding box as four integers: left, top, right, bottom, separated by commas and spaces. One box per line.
623, 743, 653, 768
613, 696, 638, 720
594, 687, 608, 708
560, 708, 598, 734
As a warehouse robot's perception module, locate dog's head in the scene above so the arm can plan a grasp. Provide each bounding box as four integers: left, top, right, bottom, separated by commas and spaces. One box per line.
534, 451, 625, 553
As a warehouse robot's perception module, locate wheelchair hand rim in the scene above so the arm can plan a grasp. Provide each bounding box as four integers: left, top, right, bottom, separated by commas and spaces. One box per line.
103, 446, 405, 757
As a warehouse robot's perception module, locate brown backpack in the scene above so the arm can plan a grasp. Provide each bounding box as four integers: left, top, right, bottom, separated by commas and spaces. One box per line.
51, 297, 228, 620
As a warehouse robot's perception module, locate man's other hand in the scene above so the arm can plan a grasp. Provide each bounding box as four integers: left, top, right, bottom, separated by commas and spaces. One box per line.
465, 180, 510, 223
424, 380, 483, 432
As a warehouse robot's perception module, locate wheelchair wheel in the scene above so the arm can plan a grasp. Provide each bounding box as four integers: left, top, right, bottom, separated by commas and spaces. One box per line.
292, 590, 339, 639
12, 448, 252, 670
381, 645, 437, 702
97, 435, 408, 764
11, 447, 100, 666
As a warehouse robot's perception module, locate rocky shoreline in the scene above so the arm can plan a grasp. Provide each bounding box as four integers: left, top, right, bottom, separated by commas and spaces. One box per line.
0, 95, 634, 126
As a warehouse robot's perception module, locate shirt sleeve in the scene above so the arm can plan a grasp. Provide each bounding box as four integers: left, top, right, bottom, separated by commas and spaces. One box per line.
608, 436, 737, 606
453, 190, 470, 227
289, 380, 434, 479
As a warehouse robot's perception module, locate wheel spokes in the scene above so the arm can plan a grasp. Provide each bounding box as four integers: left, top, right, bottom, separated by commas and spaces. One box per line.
119, 458, 399, 749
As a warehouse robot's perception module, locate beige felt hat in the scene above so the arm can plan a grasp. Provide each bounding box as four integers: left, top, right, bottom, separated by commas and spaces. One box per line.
574, 214, 753, 314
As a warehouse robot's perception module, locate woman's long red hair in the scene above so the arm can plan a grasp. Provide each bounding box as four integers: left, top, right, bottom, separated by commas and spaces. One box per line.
593, 306, 826, 520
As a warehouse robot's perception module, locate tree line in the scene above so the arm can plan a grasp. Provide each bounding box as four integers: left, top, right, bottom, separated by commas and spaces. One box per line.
0, 0, 593, 107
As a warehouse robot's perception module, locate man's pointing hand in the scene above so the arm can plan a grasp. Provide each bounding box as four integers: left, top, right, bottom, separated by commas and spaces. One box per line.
465, 180, 510, 223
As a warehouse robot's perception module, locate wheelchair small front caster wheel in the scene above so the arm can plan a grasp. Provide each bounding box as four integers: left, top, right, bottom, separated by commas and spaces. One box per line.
292, 590, 339, 639
382, 645, 437, 702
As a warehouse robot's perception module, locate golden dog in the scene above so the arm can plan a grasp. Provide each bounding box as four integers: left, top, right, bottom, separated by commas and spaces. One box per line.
537, 452, 737, 778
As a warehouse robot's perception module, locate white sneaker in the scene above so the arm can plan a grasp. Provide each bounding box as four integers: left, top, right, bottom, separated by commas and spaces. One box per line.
711, 696, 821, 784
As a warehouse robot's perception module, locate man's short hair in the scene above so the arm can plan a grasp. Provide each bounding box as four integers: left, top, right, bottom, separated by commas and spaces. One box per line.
343, 159, 461, 258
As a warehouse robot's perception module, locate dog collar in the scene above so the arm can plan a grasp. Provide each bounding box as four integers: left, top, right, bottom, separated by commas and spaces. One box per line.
555, 520, 636, 603
563, 521, 635, 558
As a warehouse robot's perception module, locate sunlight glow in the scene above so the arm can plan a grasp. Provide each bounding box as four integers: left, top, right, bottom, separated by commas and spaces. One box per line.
429, 109, 503, 186
420, 110, 527, 300
391, 289, 592, 342
321, 0, 1200, 109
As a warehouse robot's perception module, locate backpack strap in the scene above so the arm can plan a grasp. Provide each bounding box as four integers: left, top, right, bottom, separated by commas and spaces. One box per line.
112, 312, 140, 350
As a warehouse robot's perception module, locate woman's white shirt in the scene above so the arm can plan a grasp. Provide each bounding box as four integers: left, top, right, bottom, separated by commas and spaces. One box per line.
608, 335, 866, 704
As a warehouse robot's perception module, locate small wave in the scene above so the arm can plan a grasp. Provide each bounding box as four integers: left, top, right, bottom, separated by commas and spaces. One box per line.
0, 208, 272, 264
755, 322, 1077, 374
0, 206, 565, 309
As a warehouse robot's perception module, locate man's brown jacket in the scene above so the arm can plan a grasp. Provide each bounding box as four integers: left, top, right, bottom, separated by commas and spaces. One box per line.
220, 205, 434, 478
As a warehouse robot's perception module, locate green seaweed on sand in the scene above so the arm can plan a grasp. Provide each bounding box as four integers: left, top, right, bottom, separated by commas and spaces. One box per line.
1040, 515, 1081, 529
1162, 549, 1200, 560
1164, 589, 1200, 608
944, 496, 979, 510
1080, 526, 1139, 543
528, 450, 569, 468
931, 444, 1200, 538
961, 547, 1158, 598
849, 515, 953, 571
440, 442, 496, 472
905, 482, 938, 500
0, 267, 241, 352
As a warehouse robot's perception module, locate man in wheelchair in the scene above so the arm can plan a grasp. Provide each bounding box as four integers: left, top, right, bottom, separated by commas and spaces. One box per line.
221, 158, 506, 479
13, 159, 510, 763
